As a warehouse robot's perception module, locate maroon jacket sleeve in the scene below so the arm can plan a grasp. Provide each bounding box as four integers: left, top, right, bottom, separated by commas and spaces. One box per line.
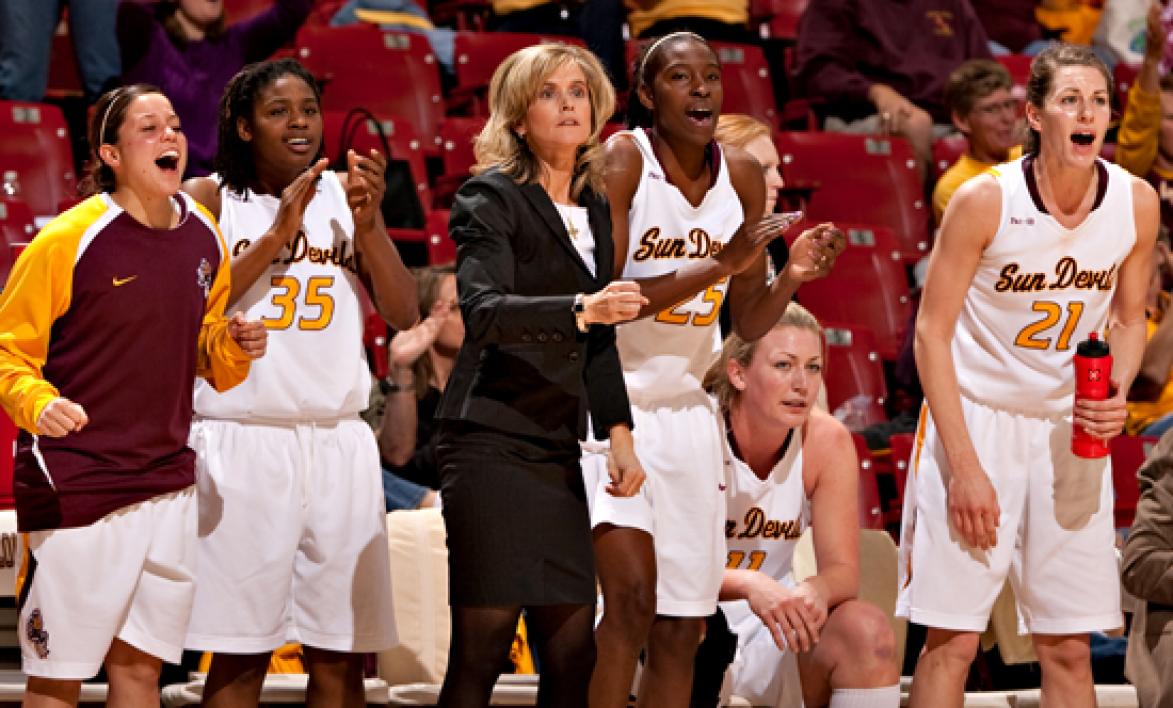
794, 0, 875, 107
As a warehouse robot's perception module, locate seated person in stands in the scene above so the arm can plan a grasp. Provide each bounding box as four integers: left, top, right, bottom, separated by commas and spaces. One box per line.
692, 303, 900, 708
378, 264, 460, 510
970, 0, 1049, 56
625, 0, 755, 44
1127, 231, 1173, 438
794, 0, 992, 177
1121, 427, 1173, 708
1115, 1, 1173, 233
933, 59, 1023, 224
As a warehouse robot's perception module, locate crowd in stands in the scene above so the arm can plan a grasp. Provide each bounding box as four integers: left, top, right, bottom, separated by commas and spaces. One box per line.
2, 0, 1173, 706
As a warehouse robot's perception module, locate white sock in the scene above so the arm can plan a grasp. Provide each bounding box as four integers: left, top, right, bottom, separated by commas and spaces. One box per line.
828, 683, 901, 708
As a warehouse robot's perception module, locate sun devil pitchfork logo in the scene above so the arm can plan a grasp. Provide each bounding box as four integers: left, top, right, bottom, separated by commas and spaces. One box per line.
26, 608, 49, 659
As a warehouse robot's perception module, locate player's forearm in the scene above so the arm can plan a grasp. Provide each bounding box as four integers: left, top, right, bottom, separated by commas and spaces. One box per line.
806, 563, 858, 607
719, 568, 762, 602
1109, 317, 1149, 394
378, 368, 419, 467
630, 259, 731, 319
357, 216, 418, 331
916, 330, 981, 476
730, 268, 800, 341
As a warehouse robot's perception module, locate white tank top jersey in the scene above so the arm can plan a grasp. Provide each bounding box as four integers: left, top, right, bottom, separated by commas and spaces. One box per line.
613, 127, 745, 402
193, 171, 370, 421
953, 156, 1136, 416
720, 423, 809, 637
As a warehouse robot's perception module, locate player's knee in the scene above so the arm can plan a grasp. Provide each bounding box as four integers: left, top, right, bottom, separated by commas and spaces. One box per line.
922, 627, 980, 670
825, 601, 897, 678
1035, 636, 1092, 676
106, 657, 162, 688
603, 579, 657, 639
648, 617, 705, 659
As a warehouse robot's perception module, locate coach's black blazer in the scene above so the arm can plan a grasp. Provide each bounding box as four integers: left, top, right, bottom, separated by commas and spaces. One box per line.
437, 168, 634, 443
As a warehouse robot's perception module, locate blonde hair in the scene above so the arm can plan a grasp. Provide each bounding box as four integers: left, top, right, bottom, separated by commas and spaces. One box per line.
715, 113, 771, 150
703, 302, 823, 411
473, 42, 616, 199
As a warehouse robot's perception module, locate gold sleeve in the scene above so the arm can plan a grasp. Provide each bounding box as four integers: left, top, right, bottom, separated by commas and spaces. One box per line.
195, 205, 253, 392
1116, 82, 1162, 179
0, 210, 85, 432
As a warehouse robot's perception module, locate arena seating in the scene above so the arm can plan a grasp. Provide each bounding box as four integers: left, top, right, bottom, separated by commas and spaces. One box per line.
776, 131, 930, 260
749, 0, 810, 43
450, 32, 584, 116
794, 239, 913, 361
822, 321, 887, 427
297, 25, 446, 153
0, 101, 77, 220
1111, 434, 1160, 529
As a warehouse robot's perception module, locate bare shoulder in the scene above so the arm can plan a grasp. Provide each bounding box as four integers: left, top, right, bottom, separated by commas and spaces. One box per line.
1130, 172, 1159, 211
721, 142, 763, 194
803, 407, 854, 455
182, 176, 222, 220
938, 171, 1002, 248
604, 133, 643, 200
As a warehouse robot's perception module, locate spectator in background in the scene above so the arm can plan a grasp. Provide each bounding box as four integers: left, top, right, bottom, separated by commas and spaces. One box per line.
970, 0, 1049, 55
377, 264, 462, 510
1122, 428, 1173, 708
933, 59, 1023, 224
0, 0, 120, 103
1127, 233, 1173, 438
794, 0, 992, 177
625, 0, 755, 44
1115, 1, 1173, 234
1037, 0, 1103, 47
117, 0, 312, 177
488, 0, 627, 89
330, 0, 457, 74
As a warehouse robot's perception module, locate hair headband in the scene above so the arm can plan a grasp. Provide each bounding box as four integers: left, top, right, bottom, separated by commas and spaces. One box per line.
97, 87, 127, 148
637, 31, 708, 85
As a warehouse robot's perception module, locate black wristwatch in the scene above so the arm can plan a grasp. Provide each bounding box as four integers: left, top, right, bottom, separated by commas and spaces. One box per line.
573, 293, 588, 332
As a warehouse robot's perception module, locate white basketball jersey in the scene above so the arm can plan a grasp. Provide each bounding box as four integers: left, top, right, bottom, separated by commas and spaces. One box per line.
614, 127, 744, 402
954, 156, 1136, 416
193, 171, 370, 420
720, 423, 809, 638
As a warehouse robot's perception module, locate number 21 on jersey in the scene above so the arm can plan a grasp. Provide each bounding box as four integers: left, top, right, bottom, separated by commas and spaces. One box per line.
1014, 300, 1085, 351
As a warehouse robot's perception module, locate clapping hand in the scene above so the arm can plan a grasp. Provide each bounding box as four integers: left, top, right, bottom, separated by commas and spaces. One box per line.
346, 148, 387, 232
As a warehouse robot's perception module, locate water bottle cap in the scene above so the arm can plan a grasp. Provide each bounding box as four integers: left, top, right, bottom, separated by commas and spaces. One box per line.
1076, 333, 1110, 357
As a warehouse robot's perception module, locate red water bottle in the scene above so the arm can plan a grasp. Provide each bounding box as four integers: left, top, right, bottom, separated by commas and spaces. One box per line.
1072, 332, 1111, 458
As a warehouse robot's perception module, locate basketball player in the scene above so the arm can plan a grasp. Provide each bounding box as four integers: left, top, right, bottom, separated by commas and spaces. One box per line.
700, 303, 900, 708
182, 59, 418, 708
0, 84, 265, 707
586, 31, 845, 707
901, 43, 1157, 708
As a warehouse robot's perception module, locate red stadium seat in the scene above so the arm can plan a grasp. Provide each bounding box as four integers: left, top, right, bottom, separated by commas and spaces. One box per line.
1113, 62, 1140, 115
852, 433, 885, 530
822, 322, 888, 428
995, 53, 1032, 101
297, 25, 445, 153
434, 116, 486, 208
1110, 434, 1159, 529
776, 131, 929, 261
932, 133, 969, 182
749, 0, 810, 42
888, 431, 915, 502
322, 110, 434, 215
795, 242, 913, 360
0, 198, 36, 285
451, 32, 584, 115
0, 101, 77, 219
625, 40, 779, 129
359, 284, 390, 381
426, 209, 456, 266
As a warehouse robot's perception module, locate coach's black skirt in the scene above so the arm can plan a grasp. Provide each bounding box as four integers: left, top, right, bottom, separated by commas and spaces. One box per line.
436, 421, 595, 607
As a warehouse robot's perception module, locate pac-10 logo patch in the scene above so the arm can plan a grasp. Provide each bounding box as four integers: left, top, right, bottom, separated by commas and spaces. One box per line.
196, 257, 213, 297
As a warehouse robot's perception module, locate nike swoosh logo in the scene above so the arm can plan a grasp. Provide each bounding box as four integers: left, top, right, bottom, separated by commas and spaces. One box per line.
112, 275, 137, 287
